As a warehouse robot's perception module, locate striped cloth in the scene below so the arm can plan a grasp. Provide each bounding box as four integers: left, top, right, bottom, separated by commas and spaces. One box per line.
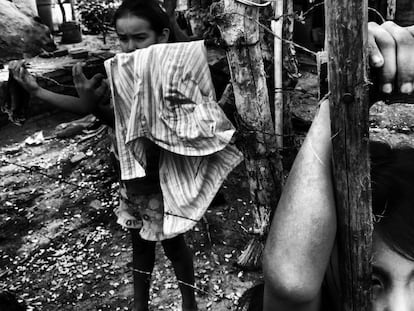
104, 40, 243, 238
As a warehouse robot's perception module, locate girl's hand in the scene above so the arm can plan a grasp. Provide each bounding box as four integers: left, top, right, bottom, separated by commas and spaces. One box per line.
9, 60, 41, 96
368, 21, 414, 94
72, 63, 110, 114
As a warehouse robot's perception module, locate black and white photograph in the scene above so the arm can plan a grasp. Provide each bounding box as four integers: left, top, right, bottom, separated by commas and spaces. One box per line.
0, 0, 413, 310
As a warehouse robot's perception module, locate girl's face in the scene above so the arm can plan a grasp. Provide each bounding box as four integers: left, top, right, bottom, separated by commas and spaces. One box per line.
116, 14, 169, 53
372, 234, 414, 311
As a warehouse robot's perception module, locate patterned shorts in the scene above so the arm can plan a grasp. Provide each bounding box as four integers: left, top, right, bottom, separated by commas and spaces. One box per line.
114, 185, 177, 241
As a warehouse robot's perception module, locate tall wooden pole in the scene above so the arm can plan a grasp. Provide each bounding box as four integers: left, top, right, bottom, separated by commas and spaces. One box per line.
214, 0, 283, 269
325, 0, 373, 310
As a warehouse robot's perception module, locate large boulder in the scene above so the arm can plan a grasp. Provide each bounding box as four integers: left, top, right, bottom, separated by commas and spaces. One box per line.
0, 0, 56, 62
12, 0, 39, 17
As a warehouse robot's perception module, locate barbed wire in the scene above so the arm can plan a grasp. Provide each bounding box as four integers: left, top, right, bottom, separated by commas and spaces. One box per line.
0, 2, 384, 305
269, 1, 324, 23
1, 149, 258, 302
129, 266, 215, 297
0, 0, 330, 240
0, 154, 258, 230
234, 0, 385, 25
235, 0, 272, 7
128, 264, 242, 302
368, 7, 386, 23
302, 2, 324, 18
218, 3, 388, 57
216, 11, 318, 56
29, 76, 320, 100
0, 158, 93, 191
273, 86, 319, 99
35, 75, 76, 89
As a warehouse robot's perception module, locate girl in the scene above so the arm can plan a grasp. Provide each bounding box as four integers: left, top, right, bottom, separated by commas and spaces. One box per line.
237, 20, 414, 311
237, 100, 414, 311
103, 4, 201, 311
12, 1, 242, 310
101, 2, 242, 311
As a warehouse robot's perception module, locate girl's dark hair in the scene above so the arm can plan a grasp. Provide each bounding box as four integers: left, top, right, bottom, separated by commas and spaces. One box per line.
237, 141, 414, 311
370, 141, 414, 261
113, 0, 176, 42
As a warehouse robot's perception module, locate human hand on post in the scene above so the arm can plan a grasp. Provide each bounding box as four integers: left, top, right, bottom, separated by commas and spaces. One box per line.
368, 21, 414, 95
9, 60, 41, 96
72, 63, 110, 114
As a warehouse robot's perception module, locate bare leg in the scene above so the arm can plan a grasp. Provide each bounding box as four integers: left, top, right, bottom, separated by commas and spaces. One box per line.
162, 235, 198, 311
130, 229, 156, 311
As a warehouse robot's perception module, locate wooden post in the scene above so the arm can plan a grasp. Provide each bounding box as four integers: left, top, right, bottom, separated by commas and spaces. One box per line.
281, 0, 299, 163
69, 0, 76, 21
272, 0, 298, 166
386, 0, 396, 20
272, 0, 283, 149
214, 0, 284, 269
325, 0, 373, 310
57, 0, 66, 23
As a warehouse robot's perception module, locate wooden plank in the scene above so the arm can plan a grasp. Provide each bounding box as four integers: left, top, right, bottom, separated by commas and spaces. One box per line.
324, 0, 373, 310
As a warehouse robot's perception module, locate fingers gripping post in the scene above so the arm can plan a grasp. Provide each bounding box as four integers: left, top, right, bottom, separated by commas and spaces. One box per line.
325, 0, 373, 310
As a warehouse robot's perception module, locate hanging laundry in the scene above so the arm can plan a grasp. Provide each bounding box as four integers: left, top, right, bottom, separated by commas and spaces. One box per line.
105, 40, 244, 237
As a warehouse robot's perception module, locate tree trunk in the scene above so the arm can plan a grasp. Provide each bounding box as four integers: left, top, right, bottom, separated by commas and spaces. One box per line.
325, 0, 373, 310
214, 0, 283, 269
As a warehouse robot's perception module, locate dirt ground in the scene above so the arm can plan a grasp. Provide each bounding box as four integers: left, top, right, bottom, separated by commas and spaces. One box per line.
2, 65, 414, 311
0, 107, 262, 311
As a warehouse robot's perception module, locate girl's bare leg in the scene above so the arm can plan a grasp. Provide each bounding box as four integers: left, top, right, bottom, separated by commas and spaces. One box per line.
130, 230, 156, 311
162, 235, 198, 311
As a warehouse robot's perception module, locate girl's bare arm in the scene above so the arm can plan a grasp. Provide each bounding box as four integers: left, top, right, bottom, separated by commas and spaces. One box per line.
263, 99, 336, 311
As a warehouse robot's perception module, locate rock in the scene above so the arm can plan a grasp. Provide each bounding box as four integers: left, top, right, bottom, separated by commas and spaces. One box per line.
2, 145, 23, 155
70, 152, 87, 164
12, 0, 39, 17
55, 115, 98, 138
24, 130, 44, 146
0, 0, 56, 61
69, 48, 89, 59
89, 200, 104, 210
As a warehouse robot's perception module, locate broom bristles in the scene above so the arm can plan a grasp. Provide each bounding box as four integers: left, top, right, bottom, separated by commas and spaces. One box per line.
236, 237, 264, 270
